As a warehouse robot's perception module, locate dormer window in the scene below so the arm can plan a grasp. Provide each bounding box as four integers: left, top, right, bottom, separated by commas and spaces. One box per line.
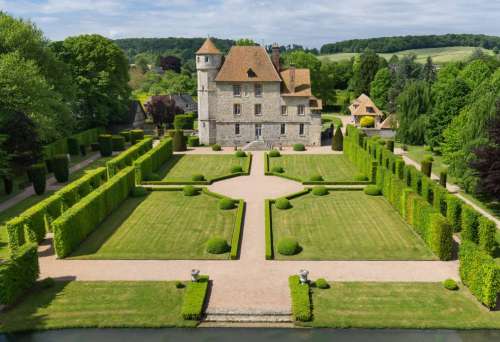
247, 68, 257, 78
366, 106, 375, 113
205, 56, 209, 63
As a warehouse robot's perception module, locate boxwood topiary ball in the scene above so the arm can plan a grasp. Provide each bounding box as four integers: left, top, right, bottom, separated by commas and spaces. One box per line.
212, 144, 222, 151
364, 185, 381, 196
315, 278, 329, 289
293, 143, 305, 151
275, 198, 291, 209
312, 186, 328, 196
277, 238, 300, 255
219, 198, 235, 210
309, 174, 323, 182
192, 174, 205, 181
268, 150, 281, 157
206, 237, 230, 254
235, 150, 246, 157
271, 166, 284, 173
354, 174, 369, 181
183, 185, 199, 196
231, 165, 243, 173
443, 278, 458, 291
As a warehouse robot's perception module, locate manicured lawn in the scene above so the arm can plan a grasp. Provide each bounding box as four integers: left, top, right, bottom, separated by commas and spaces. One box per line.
159, 154, 249, 182
70, 190, 238, 259
0, 191, 54, 260
268, 155, 363, 183
0, 281, 196, 332
271, 190, 435, 260
303, 282, 500, 329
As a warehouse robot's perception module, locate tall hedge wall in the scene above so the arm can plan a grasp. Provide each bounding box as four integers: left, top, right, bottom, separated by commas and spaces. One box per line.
134, 138, 173, 183
43, 127, 105, 160
53, 166, 135, 258
0, 243, 39, 305
6, 168, 108, 252
106, 136, 153, 178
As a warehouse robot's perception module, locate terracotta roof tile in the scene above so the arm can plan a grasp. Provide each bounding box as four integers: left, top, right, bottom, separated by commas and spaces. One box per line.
196, 38, 221, 55
349, 93, 384, 116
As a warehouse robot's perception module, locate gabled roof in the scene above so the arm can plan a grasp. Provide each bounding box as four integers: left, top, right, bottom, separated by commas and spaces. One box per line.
380, 114, 398, 129
215, 46, 281, 82
280, 68, 312, 97
196, 38, 221, 55
349, 94, 384, 117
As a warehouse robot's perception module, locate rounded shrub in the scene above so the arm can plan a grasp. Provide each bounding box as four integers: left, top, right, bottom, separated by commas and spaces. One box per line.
219, 198, 235, 210
309, 174, 323, 182
175, 281, 185, 289
206, 237, 230, 254
173, 130, 187, 152
191, 174, 205, 181
188, 136, 200, 147
98, 134, 113, 157
212, 144, 222, 151
52, 154, 69, 183
277, 238, 300, 255
312, 186, 328, 196
360, 116, 375, 128
364, 185, 381, 196
354, 174, 369, 181
315, 278, 329, 289
235, 150, 246, 157
271, 166, 284, 173
443, 279, 458, 291
130, 129, 144, 144
112, 135, 126, 151
231, 165, 243, 173
268, 149, 281, 157
30, 163, 46, 195
67, 137, 80, 156
183, 185, 199, 196
275, 198, 291, 210
293, 143, 305, 151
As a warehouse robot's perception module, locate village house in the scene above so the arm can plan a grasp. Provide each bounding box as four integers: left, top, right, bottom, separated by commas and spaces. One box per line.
349, 93, 384, 128
196, 38, 322, 147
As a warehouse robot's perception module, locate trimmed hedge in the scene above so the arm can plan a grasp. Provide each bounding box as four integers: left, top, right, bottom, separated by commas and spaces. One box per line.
277, 238, 300, 255
446, 194, 462, 232
52, 154, 69, 183
206, 237, 230, 254
275, 198, 291, 210
173, 130, 187, 152
364, 185, 381, 196
312, 186, 328, 196
219, 198, 235, 210
268, 149, 280, 157
478, 216, 496, 255
440, 170, 447, 187
181, 275, 209, 320
187, 136, 199, 147
265, 200, 273, 259
212, 144, 221, 151
107, 137, 153, 178
130, 129, 144, 144
30, 163, 46, 195
0, 243, 39, 305
120, 130, 131, 142
443, 279, 458, 290
98, 134, 113, 157
461, 205, 480, 243
53, 166, 135, 258
288, 275, 312, 321
134, 138, 173, 183
230, 200, 245, 260
332, 126, 343, 151
421, 160, 432, 177
112, 135, 126, 151
293, 143, 305, 151
67, 137, 80, 156
43, 127, 105, 161
459, 241, 500, 309
174, 114, 195, 130
183, 185, 199, 196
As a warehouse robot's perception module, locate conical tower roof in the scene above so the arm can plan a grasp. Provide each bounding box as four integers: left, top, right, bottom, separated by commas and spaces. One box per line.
196, 38, 221, 55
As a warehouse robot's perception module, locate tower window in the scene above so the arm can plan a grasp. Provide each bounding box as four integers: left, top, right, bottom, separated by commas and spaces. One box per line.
233, 85, 241, 96
280, 123, 286, 135
298, 105, 305, 115
235, 123, 240, 135
205, 56, 209, 63
254, 104, 262, 116
233, 103, 241, 115
299, 123, 305, 135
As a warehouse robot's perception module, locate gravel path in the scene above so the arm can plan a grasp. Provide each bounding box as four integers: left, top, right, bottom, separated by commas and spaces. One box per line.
38, 149, 459, 313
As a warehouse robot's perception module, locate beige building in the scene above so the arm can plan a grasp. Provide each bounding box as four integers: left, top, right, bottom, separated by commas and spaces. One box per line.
196, 38, 322, 147
349, 94, 384, 128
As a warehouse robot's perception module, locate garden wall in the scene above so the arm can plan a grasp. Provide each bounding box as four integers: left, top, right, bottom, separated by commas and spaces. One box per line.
43, 127, 105, 160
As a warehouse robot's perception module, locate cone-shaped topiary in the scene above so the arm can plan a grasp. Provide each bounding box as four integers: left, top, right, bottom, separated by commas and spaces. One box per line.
271, 166, 284, 173
212, 144, 222, 151
309, 174, 323, 181
112, 135, 126, 151
173, 130, 187, 151
188, 136, 199, 147
421, 159, 432, 177
275, 198, 291, 209
52, 154, 69, 183
315, 278, 329, 289
98, 134, 113, 157
191, 174, 205, 181
130, 129, 144, 144
440, 170, 448, 187
293, 143, 305, 151
206, 237, 230, 254
235, 150, 246, 157
312, 186, 328, 196
277, 238, 300, 255
386, 140, 395, 152
183, 185, 199, 196
231, 165, 243, 173
268, 149, 280, 157
219, 198, 235, 210
30, 163, 46, 195
364, 185, 381, 196
332, 126, 344, 151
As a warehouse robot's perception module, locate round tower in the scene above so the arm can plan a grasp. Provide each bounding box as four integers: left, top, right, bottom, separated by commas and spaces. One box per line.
196, 38, 222, 145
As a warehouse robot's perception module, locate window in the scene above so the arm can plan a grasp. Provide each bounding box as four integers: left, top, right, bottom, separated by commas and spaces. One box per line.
235, 123, 240, 135
197, 56, 200, 62
233, 84, 241, 96
280, 123, 286, 135
298, 105, 305, 115
255, 84, 262, 97
299, 123, 305, 135
366, 106, 375, 113
254, 104, 262, 116
233, 103, 241, 115
205, 56, 209, 63
281, 105, 287, 115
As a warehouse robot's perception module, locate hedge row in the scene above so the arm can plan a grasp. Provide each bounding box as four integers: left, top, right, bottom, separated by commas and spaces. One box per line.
6, 168, 108, 252
0, 243, 39, 305
43, 127, 105, 160
181, 275, 209, 320
134, 138, 173, 183
106, 136, 153, 178
230, 200, 245, 260
459, 241, 500, 309
53, 166, 135, 258
265, 200, 273, 260
288, 275, 312, 321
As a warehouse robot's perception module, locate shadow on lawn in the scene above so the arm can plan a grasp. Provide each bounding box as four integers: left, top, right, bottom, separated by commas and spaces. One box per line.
156, 154, 184, 180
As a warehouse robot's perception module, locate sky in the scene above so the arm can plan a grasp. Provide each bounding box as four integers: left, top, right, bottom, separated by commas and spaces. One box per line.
1, 0, 499, 48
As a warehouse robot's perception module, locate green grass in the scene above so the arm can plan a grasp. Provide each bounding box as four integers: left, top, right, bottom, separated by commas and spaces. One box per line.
319, 46, 495, 64
271, 191, 435, 260
0, 191, 55, 260
70, 190, 238, 259
302, 282, 500, 329
268, 155, 362, 183
0, 281, 197, 332
159, 154, 249, 182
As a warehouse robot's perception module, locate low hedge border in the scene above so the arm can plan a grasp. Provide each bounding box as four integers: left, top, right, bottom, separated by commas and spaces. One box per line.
265, 199, 273, 260
230, 200, 245, 260
302, 180, 372, 185
181, 275, 209, 320
288, 275, 312, 321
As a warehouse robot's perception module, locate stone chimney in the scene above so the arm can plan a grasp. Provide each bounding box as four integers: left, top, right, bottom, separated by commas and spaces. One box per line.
289, 64, 296, 93
271, 43, 280, 72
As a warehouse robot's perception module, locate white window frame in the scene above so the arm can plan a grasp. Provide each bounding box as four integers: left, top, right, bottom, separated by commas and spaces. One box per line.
233, 103, 241, 115
254, 103, 262, 116
280, 123, 286, 135
235, 123, 240, 135
298, 105, 305, 116
281, 105, 287, 116
254, 84, 262, 97
299, 123, 305, 136
233, 84, 241, 97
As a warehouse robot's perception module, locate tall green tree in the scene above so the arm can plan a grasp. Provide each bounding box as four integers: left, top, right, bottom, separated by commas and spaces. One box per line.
422, 56, 436, 83
236, 38, 257, 46
53, 34, 131, 128
370, 67, 391, 109
350, 49, 380, 96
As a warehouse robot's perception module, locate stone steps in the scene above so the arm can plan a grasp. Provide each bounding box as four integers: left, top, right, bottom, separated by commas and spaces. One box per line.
242, 140, 273, 151
203, 308, 293, 323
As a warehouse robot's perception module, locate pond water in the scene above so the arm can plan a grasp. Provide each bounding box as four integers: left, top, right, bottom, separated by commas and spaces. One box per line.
1, 328, 500, 342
